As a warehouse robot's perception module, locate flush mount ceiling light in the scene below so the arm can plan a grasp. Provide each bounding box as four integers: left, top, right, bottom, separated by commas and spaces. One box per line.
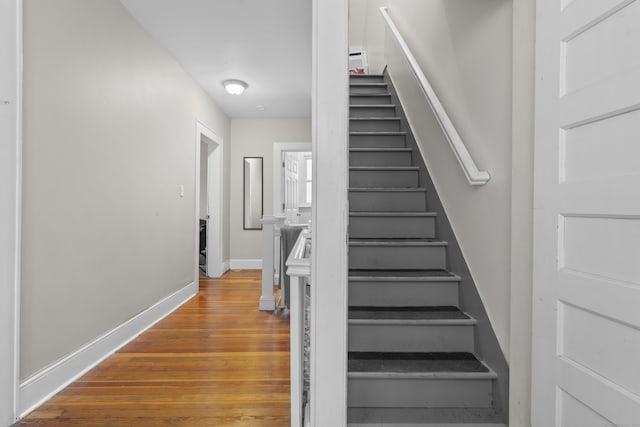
222, 79, 248, 95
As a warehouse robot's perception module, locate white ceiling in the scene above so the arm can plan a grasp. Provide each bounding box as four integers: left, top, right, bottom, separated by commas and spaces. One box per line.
120, 0, 312, 118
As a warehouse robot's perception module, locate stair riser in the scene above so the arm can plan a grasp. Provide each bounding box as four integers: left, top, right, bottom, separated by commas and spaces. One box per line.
350, 170, 419, 188
349, 281, 458, 307
350, 95, 392, 105
348, 378, 493, 408
348, 324, 474, 352
349, 191, 426, 212
351, 119, 401, 132
349, 216, 435, 238
350, 85, 389, 95
350, 76, 385, 83
350, 134, 406, 149
347, 408, 507, 427
350, 106, 397, 118
348, 422, 506, 427
349, 151, 413, 166
349, 245, 446, 270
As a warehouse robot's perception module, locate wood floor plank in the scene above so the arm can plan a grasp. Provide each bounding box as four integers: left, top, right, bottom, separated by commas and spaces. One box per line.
18, 270, 291, 426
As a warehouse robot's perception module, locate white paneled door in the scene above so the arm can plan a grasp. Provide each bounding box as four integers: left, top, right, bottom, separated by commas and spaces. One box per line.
284, 152, 300, 211
533, 1, 640, 426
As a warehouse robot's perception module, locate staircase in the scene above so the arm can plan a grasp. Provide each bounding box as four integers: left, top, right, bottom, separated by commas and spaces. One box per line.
347, 74, 507, 427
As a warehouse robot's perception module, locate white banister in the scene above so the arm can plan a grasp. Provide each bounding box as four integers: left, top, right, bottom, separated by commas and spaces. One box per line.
379, 6, 491, 186
286, 230, 311, 427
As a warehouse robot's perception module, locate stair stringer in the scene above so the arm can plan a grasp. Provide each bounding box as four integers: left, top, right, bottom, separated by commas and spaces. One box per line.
383, 70, 510, 422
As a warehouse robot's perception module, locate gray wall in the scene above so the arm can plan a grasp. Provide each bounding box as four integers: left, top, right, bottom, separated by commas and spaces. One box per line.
0, 0, 19, 422
229, 118, 311, 261
21, 0, 230, 379
349, 0, 368, 48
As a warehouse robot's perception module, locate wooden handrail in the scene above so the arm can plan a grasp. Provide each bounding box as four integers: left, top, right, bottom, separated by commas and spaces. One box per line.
380, 6, 490, 186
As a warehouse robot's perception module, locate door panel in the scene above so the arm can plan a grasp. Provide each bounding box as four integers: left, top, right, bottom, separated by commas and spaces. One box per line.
284, 153, 300, 210
533, 0, 640, 425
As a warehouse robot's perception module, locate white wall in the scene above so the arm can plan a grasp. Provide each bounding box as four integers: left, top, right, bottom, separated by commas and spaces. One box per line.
0, 0, 19, 422
21, 0, 230, 379
229, 118, 311, 261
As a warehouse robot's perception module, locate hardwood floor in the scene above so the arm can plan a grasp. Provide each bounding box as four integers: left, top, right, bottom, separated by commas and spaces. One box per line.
18, 270, 291, 426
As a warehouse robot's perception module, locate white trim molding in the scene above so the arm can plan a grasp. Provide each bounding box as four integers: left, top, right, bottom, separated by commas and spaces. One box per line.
18, 281, 197, 418
379, 6, 490, 186
311, 0, 349, 424
272, 142, 312, 216
1, 0, 22, 423
229, 259, 262, 270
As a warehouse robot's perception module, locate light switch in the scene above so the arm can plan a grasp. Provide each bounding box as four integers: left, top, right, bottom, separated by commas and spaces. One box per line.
179, 185, 184, 197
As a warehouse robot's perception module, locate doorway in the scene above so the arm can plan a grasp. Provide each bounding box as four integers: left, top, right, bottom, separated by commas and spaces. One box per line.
273, 142, 312, 219
195, 122, 224, 279
283, 151, 312, 224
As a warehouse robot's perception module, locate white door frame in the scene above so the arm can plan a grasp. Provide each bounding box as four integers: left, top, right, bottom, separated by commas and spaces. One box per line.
1, 0, 22, 423
311, 0, 349, 424
532, 1, 640, 425
195, 121, 225, 279
272, 142, 311, 216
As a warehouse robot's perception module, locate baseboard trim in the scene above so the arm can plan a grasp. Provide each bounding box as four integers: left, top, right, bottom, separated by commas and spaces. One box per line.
222, 260, 230, 274
229, 259, 262, 270
17, 281, 197, 418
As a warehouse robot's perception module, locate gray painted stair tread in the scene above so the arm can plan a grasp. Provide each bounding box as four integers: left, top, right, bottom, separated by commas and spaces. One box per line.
350, 131, 407, 135
349, 239, 446, 247
348, 422, 507, 427
348, 352, 492, 375
349, 148, 412, 152
350, 92, 392, 96
351, 117, 401, 120
347, 72, 505, 421
348, 407, 504, 426
351, 104, 397, 107
349, 270, 459, 279
350, 212, 436, 217
349, 187, 426, 192
350, 166, 419, 170
349, 306, 470, 321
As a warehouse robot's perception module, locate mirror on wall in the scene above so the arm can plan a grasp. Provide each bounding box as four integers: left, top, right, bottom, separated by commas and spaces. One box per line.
243, 157, 263, 230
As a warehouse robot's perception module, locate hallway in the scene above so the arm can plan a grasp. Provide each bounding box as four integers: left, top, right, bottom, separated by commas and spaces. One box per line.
18, 270, 291, 426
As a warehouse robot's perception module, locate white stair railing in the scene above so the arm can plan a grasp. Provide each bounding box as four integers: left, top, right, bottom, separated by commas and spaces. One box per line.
379, 6, 490, 186
286, 229, 312, 427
